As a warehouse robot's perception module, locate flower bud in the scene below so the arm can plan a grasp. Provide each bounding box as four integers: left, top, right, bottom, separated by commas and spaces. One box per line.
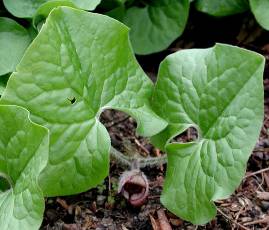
118, 169, 149, 207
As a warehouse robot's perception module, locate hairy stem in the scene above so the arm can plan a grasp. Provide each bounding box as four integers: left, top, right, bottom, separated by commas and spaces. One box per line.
110, 146, 167, 168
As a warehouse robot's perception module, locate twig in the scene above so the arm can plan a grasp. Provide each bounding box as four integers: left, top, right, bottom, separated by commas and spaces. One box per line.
187, 128, 191, 141
263, 171, 269, 188
56, 198, 69, 210
234, 206, 245, 224
217, 208, 250, 230
121, 224, 129, 230
244, 216, 269, 226
244, 167, 269, 179
150, 214, 160, 230
253, 147, 269, 152
105, 115, 130, 128
154, 148, 164, 171
134, 138, 150, 156
148, 195, 161, 199
157, 209, 172, 230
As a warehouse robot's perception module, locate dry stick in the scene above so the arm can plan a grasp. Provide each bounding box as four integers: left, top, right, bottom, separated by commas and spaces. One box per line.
134, 138, 150, 156
106, 115, 130, 128
157, 209, 172, 230
56, 198, 69, 210
150, 214, 161, 230
217, 208, 250, 230
244, 216, 269, 226
244, 167, 269, 179
234, 206, 245, 227
253, 147, 269, 152
264, 171, 269, 188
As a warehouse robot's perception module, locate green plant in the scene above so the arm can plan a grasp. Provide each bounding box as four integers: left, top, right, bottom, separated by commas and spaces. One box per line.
107, 0, 190, 55
249, 0, 269, 30
151, 44, 264, 223
1, 0, 269, 75
0, 17, 31, 76
0, 105, 49, 230
195, 0, 249, 16
0, 7, 167, 197
0, 0, 103, 84
0, 4, 265, 230
3, 0, 101, 18
195, 0, 269, 30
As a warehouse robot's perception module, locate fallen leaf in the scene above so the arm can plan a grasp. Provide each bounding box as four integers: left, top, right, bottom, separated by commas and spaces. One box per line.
170, 218, 183, 227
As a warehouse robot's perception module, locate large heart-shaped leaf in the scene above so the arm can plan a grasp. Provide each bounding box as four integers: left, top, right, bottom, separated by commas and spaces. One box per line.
250, 0, 269, 30
195, 0, 249, 17
0, 105, 49, 230
122, 0, 190, 55
1, 7, 167, 196
0, 17, 31, 76
3, 0, 101, 18
152, 44, 264, 224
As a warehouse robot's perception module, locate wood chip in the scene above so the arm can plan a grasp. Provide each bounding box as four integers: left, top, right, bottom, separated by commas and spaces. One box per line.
150, 214, 160, 230
244, 216, 269, 226
257, 191, 269, 200
264, 172, 269, 190
170, 218, 183, 227
121, 224, 129, 230
56, 198, 69, 210
157, 209, 172, 230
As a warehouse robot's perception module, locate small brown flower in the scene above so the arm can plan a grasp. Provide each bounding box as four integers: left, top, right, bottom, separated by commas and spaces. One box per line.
118, 169, 149, 207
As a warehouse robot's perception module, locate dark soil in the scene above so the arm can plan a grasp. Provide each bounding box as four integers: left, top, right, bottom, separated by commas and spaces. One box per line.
41, 8, 269, 230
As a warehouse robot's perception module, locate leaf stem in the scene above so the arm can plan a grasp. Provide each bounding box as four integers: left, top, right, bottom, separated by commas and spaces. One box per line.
244, 167, 269, 179
110, 147, 167, 168
217, 208, 250, 230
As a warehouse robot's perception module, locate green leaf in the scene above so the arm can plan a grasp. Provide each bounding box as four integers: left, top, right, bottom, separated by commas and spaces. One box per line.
152, 44, 264, 224
3, 0, 101, 18
33, 0, 77, 28
122, 0, 190, 55
3, 0, 48, 18
0, 18, 31, 76
106, 6, 126, 21
195, 0, 249, 16
0, 105, 49, 230
250, 0, 269, 30
1, 7, 167, 196
71, 0, 101, 10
